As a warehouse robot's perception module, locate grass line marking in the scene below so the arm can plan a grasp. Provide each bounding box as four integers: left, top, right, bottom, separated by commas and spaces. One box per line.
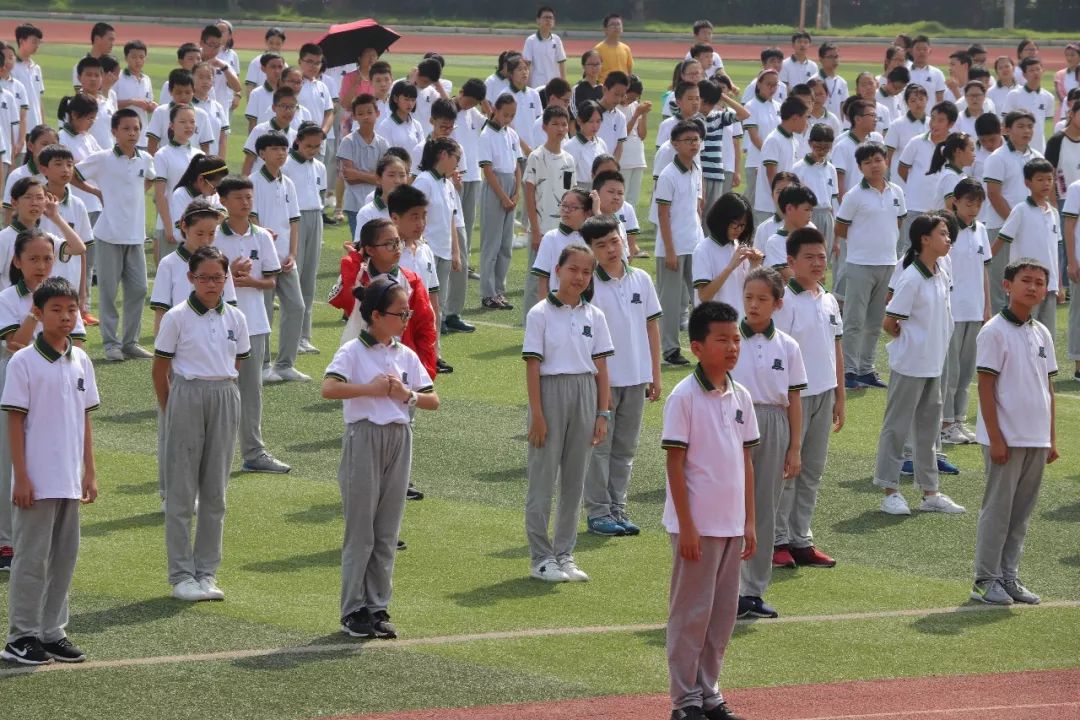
1, 600, 1077, 677
790, 701, 1080, 720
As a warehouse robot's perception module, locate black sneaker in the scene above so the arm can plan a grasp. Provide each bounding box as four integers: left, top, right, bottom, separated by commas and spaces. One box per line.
481, 297, 502, 309
742, 595, 779, 619
704, 702, 746, 720
671, 707, 705, 720
737, 596, 755, 619
341, 608, 375, 638
0, 545, 12, 571
664, 350, 691, 366
370, 610, 397, 638
322, 213, 341, 226
397, 539, 407, 550
42, 637, 86, 663
1, 636, 52, 665
444, 315, 476, 333
406, 484, 424, 501
855, 371, 888, 389
436, 358, 454, 374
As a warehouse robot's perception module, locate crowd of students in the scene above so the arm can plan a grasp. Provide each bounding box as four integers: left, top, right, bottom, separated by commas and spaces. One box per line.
0, 14, 1069, 720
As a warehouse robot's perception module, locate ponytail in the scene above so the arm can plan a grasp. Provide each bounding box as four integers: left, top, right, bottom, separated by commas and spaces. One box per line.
903, 214, 945, 268
175, 154, 228, 194
57, 93, 98, 123
927, 131, 973, 176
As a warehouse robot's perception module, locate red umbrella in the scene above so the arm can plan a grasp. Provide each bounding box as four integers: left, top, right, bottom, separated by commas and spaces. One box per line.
315, 19, 401, 69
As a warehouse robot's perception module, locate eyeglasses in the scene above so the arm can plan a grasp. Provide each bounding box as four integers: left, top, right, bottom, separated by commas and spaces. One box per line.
823, 54, 839, 60
372, 240, 404, 251
585, 62, 602, 68
193, 274, 227, 284
559, 203, 584, 211
675, 137, 702, 144
300, 58, 321, 66
383, 309, 413, 321
276, 103, 298, 110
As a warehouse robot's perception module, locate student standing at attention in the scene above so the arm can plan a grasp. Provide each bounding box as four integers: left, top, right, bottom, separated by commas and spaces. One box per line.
580, 216, 660, 538
663, 300, 758, 720
283, 122, 328, 356
523, 7, 567, 90
477, 94, 522, 311
523, 244, 613, 583
594, 14, 633, 82
971, 258, 1058, 606
0, 277, 98, 665
153, 246, 249, 603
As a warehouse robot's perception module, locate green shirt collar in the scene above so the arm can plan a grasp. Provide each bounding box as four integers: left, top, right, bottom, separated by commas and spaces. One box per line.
739, 318, 776, 339
259, 166, 281, 183
673, 157, 691, 173
15, 278, 30, 297
595, 260, 628, 282
289, 149, 307, 164
912, 257, 934, 279
176, 244, 193, 261
692, 364, 732, 393
546, 291, 564, 307
787, 278, 807, 294
1000, 307, 1030, 326
187, 291, 224, 316
33, 333, 71, 363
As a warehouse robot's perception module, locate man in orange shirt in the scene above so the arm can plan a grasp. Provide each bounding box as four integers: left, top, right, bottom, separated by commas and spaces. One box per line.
594, 13, 633, 82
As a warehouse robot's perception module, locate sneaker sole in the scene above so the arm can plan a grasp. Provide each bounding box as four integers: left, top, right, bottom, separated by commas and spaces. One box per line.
340, 624, 376, 639
0, 650, 52, 665
529, 572, 568, 582
969, 591, 1012, 605
241, 466, 291, 474
919, 505, 966, 514
881, 506, 912, 516
46, 652, 86, 663
619, 528, 641, 536
746, 609, 779, 619
587, 527, 626, 537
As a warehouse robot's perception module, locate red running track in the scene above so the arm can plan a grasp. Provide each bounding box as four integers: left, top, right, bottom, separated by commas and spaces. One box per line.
331, 668, 1080, 720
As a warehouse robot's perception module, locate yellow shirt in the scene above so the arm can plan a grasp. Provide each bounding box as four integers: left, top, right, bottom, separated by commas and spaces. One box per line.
593, 41, 633, 82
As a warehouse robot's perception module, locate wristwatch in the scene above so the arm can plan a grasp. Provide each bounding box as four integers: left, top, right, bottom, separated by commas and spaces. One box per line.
596, 410, 612, 421
405, 390, 418, 408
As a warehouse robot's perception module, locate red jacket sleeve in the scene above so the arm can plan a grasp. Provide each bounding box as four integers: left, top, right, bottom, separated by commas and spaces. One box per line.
402, 268, 438, 379
329, 250, 362, 315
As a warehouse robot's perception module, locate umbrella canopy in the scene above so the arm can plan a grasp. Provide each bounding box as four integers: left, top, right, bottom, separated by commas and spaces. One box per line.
316, 19, 401, 69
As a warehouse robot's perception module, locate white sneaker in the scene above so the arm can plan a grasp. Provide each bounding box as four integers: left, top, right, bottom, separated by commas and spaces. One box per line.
558, 558, 589, 582
198, 577, 225, 601
530, 559, 569, 582
511, 234, 528, 249
957, 422, 978, 442
880, 493, 912, 515
940, 423, 970, 445
262, 367, 284, 384
919, 493, 966, 514
172, 578, 210, 602
275, 367, 311, 382
297, 339, 320, 355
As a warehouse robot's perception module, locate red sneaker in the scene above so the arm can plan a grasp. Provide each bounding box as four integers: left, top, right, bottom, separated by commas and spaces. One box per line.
772, 545, 796, 568
790, 545, 836, 568
82, 311, 99, 327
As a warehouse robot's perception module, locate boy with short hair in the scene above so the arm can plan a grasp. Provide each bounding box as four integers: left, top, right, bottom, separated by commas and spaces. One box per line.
884, 84, 929, 182
699, 79, 748, 218
663, 300, 758, 720
71, 22, 115, 91
879, 67, 912, 123
250, 132, 305, 384
523, 7, 566, 89
245, 28, 286, 91
984, 110, 1043, 311
817, 42, 848, 120
1004, 57, 1055, 153
243, 86, 299, 176
792, 124, 838, 262
835, 141, 906, 389
686, 20, 725, 76
764, 183, 817, 276
158, 43, 201, 105
71, 108, 155, 362
656, 82, 702, 149
651, 120, 705, 367
971, 259, 1058, 606
994, 158, 1062, 332
39, 144, 94, 322
337, 93, 388, 239
145, 69, 213, 156
897, 100, 958, 250
945, 50, 972, 105
11, 24, 44, 139
581, 215, 660, 538
780, 31, 818, 90
0, 278, 99, 666
596, 72, 630, 164
754, 97, 809, 225
295, 43, 335, 175
446, 78, 486, 334
0, 42, 27, 162
114, 41, 157, 149
909, 35, 946, 104
245, 52, 286, 132
594, 14, 633, 82
832, 99, 885, 199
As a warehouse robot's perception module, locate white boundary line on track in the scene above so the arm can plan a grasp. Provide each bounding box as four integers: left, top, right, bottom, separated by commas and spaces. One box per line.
0, 599, 1077, 677
788, 701, 1080, 720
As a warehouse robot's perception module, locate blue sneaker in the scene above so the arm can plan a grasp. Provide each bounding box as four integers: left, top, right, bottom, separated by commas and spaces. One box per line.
900, 460, 914, 476
855, 371, 888, 388
844, 372, 867, 390
613, 510, 640, 536
587, 515, 626, 536
936, 455, 960, 475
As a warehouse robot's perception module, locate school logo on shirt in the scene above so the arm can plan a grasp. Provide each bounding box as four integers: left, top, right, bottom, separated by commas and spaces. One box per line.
402, 371, 409, 384
250, 249, 259, 260
734, 409, 745, 424
772, 358, 784, 371
630, 292, 642, 304
827, 177, 834, 187
1038, 346, 1047, 358
893, 198, 900, 207
977, 245, 985, 255
138, 169, 144, 177
829, 313, 839, 326
582, 325, 593, 338
227, 329, 237, 342
76, 378, 85, 392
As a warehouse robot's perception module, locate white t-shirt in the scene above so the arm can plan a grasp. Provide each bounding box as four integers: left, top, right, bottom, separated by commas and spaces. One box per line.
836, 179, 906, 266
588, 263, 661, 387
884, 258, 953, 377
154, 295, 251, 380
325, 331, 434, 425
650, 157, 704, 257
773, 278, 843, 395
522, 32, 567, 89
213, 221, 281, 335
75, 145, 156, 244
731, 320, 808, 406
521, 293, 614, 376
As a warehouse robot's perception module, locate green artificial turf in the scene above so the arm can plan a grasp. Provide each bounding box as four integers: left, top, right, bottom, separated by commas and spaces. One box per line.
0, 45, 1077, 719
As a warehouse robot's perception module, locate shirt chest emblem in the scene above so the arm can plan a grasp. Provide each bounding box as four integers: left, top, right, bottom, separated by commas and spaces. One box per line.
771, 358, 785, 371
250, 248, 259, 260
76, 377, 85, 392
630, 292, 642, 304
829, 313, 839, 326
227, 329, 237, 342
402, 371, 409, 384
1038, 346, 1047, 358
582, 325, 593, 338
734, 408, 745, 424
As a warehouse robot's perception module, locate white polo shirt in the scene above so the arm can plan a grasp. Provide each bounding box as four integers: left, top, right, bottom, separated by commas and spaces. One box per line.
12, 58, 43, 130
376, 112, 425, 151
793, 155, 838, 210
651, 157, 704, 257
146, 103, 215, 149
0, 336, 99, 499
742, 96, 781, 169
818, 71, 849, 119
836, 179, 906, 266
484, 73, 511, 105
0, 279, 86, 342
245, 118, 298, 176
522, 292, 614, 376
523, 32, 567, 89
884, 258, 953, 377
831, 130, 885, 191
3, 163, 43, 211
883, 113, 928, 181
773, 278, 843, 395
352, 194, 391, 244
780, 56, 818, 88
896, 132, 941, 212
245, 83, 274, 123
597, 104, 628, 155
325, 330, 434, 426
477, 121, 523, 175
299, 77, 334, 139
114, 69, 155, 144
998, 197, 1061, 292
908, 64, 947, 99
563, 132, 608, 186
1003, 85, 1055, 152
589, 263, 660, 388
877, 88, 904, 123
752, 214, 782, 253
283, 151, 327, 212
691, 236, 751, 309
524, 145, 576, 235
661, 365, 760, 537
168, 187, 223, 235
508, 85, 543, 146
652, 140, 676, 178
89, 92, 116, 150
58, 125, 104, 214
154, 294, 251, 380
193, 96, 229, 156
412, 83, 440, 130
947, 219, 992, 322
337, 129, 389, 213
933, 165, 967, 210
213, 221, 281, 335
974, 309, 1057, 447
754, 126, 801, 213
153, 142, 203, 230
150, 243, 237, 312
411, 169, 465, 261
1060, 180, 1080, 259
731, 320, 808, 406
530, 224, 583, 291
399, 240, 440, 292
75, 145, 155, 244
982, 140, 1043, 227
39, 191, 91, 290
453, 106, 485, 184
251, 167, 301, 260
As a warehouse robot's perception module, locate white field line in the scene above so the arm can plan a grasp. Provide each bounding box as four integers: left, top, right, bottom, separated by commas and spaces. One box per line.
788, 701, 1080, 720
1, 599, 1077, 677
